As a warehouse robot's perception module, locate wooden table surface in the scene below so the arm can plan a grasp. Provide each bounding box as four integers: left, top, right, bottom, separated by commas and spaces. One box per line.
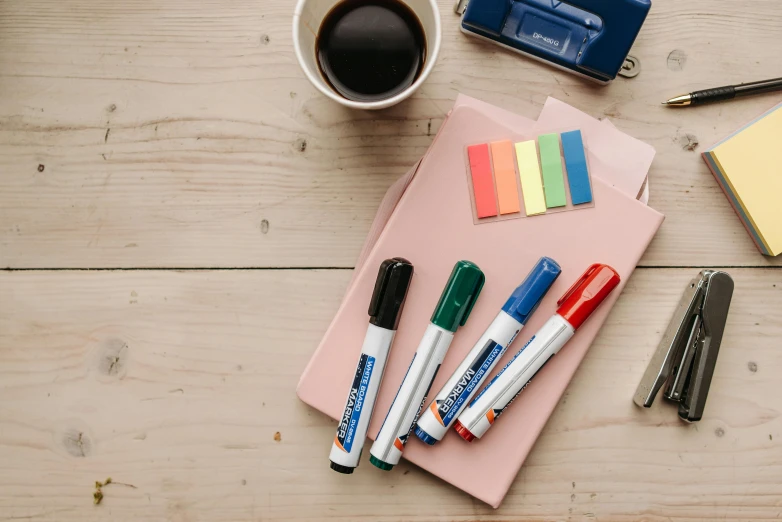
1, 1, 781, 520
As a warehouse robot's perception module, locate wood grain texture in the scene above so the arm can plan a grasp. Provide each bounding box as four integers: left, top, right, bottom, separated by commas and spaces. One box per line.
1, 268, 781, 521
1, 0, 781, 268
1, 0, 781, 520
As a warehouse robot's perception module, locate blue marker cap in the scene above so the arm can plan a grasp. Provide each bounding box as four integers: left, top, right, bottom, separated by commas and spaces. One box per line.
501, 257, 562, 325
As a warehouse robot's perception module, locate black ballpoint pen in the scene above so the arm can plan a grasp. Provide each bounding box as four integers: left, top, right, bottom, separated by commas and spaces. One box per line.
663, 77, 782, 107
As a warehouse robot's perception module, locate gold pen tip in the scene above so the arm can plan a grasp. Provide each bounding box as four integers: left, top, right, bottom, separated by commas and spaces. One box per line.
663, 94, 692, 107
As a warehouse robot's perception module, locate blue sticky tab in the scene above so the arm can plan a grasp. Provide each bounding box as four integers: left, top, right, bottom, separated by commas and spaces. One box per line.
501, 257, 561, 325
561, 131, 593, 205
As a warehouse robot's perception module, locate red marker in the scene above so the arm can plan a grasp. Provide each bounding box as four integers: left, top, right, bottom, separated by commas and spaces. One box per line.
454, 264, 620, 441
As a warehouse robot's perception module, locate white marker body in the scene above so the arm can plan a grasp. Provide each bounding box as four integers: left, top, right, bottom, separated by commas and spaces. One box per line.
416, 311, 522, 442
329, 323, 395, 470
370, 323, 454, 467
457, 314, 574, 439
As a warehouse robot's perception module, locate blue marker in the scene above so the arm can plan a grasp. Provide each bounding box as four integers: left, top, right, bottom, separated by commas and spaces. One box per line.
414, 257, 561, 444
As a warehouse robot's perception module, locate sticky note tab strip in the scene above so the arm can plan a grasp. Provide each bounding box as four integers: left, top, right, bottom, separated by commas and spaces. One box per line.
467, 144, 498, 218
561, 130, 593, 205
466, 131, 594, 224
490, 141, 521, 215
514, 141, 546, 216
537, 133, 567, 208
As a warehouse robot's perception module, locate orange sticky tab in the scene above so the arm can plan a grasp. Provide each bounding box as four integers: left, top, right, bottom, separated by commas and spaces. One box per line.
467, 144, 498, 218
490, 141, 521, 215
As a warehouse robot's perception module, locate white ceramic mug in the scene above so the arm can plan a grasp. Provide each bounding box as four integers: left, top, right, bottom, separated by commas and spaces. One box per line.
293, 0, 442, 110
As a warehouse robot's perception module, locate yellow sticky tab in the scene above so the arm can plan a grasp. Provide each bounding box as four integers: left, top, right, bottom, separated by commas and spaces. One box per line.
514, 141, 546, 216
711, 104, 782, 256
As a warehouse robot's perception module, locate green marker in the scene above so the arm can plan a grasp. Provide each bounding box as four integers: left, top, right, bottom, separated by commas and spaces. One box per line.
369, 260, 485, 471
538, 133, 568, 208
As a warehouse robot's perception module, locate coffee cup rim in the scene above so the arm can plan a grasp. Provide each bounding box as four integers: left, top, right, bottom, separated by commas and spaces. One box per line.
293, 0, 442, 110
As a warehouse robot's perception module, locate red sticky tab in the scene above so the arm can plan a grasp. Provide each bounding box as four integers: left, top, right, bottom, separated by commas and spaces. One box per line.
467, 144, 498, 218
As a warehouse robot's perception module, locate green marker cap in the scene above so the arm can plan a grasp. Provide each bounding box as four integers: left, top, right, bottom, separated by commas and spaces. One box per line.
430, 261, 485, 332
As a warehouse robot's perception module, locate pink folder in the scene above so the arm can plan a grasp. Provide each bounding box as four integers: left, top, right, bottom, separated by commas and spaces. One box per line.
298, 97, 664, 508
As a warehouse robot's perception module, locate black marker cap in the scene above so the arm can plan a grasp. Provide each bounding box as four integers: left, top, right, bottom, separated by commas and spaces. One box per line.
368, 258, 414, 331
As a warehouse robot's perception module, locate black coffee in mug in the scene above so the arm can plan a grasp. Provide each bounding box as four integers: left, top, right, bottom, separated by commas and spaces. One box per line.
316, 0, 426, 103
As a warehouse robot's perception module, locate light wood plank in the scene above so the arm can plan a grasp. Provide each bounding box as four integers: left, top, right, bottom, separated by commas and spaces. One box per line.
1, 268, 780, 520
1, 0, 781, 268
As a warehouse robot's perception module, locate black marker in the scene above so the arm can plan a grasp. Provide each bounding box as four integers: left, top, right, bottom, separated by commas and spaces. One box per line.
329, 258, 413, 474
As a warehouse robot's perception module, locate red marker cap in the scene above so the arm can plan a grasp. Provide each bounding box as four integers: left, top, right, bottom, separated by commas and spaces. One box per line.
556, 264, 621, 330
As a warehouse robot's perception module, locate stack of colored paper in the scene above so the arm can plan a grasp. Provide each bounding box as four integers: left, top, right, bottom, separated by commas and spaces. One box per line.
703, 102, 782, 256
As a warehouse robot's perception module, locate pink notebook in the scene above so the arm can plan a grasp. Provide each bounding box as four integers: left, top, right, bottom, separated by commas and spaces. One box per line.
298, 97, 664, 508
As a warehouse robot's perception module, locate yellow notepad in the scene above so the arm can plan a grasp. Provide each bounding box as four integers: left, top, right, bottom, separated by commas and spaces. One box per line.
703, 103, 782, 256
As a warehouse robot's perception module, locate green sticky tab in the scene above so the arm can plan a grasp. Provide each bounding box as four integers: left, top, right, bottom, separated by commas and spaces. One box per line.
538, 134, 567, 208
430, 261, 485, 333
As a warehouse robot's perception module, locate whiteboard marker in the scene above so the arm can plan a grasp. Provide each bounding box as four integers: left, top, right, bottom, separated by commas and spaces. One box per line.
414, 257, 561, 445
369, 261, 485, 471
329, 258, 414, 474
455, 264, 620, 441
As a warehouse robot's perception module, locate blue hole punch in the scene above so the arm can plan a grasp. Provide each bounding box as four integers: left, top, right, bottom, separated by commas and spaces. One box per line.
459, 0, 652, 83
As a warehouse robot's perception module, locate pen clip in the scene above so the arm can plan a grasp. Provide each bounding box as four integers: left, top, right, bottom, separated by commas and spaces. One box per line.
555, 263, 621, 331
502, 257, 561, 324
557, 263, 601, 306
460, 274, 485, 327
368, 259, 395, 317
430, 260, 485, 332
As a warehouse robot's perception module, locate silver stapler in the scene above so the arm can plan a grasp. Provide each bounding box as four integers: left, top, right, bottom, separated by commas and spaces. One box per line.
633, 270, 734, 422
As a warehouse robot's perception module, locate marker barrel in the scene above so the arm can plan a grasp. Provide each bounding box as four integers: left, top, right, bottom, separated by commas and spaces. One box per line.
455, 315, 574, 440
329, 324, 395, 473
414, 311, 521, 444
369, 323, 454, 470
